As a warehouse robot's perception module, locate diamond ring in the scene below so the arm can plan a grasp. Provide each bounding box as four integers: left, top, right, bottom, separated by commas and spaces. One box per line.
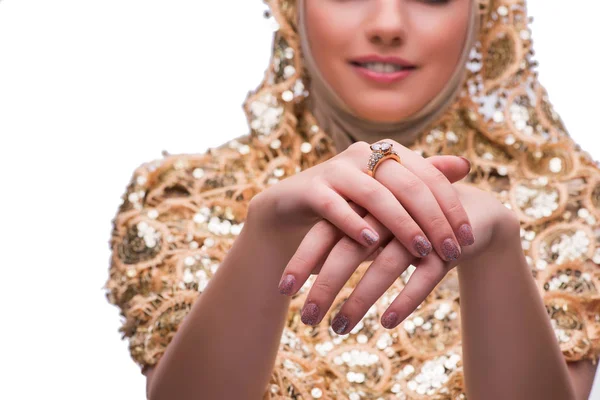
367, 141, 402, 178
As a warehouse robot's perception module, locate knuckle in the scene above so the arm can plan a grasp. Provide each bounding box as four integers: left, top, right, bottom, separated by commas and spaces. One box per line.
398, 290, 417, 307
336, 237, 360, 254
418, 269, 438, 288
359, 182, 382, 199
290, 252, 311, 271
347, 294, 370, 311
424, 165, 447, 183
375, 253, 400, 276
341, 210, 355, 229
312, 189, 336, 214
313, 277, 335, 296
403, 177, 424, 193
393, 213, 414, 231
319, 197, 337, 215
308, 176, 327, 195
428, 214, 447, 230
444, 200, 464, 216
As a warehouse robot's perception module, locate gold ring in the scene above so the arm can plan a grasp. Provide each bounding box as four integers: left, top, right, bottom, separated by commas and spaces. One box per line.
367, 141, 401, 178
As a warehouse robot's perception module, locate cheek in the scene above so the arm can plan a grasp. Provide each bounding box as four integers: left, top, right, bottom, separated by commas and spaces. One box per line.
305, 7, 350, 73
305, 4, 366, 83
417, 16, 470, 77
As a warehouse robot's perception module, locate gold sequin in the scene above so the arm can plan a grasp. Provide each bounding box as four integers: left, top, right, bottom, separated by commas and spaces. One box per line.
105, 1, 600, 398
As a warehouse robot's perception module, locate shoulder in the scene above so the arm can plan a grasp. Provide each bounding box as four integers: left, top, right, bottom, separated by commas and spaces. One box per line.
105, 133, 260, 367
105, 132, 304, 369
112, 128, 325, 224
107, 132, 267, 296
115, 134, 265, 214
108, 133, 268, 271
106, 129, 333, 369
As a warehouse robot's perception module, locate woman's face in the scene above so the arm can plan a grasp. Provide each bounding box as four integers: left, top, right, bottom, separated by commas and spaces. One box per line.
304, 0, 472, 123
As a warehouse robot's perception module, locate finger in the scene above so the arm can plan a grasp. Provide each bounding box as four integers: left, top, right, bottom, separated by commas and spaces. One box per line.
310, 201, 368, 276
426, 155, 471, 183
300, 213, 394, 326
280, 201, 368, 294
310, 251, 329, 275
347, 200, 367, 216
308, 184, 380, 247
327, 165, 433, 259
278, 219, 341, 295
300, 235, 372, 326
311, 243, 383, 274
392, 143, 475, 248
330, 238, 414, 335
380, 255, 448, 329
374, 160, 462, 262
345, 141, 469, 186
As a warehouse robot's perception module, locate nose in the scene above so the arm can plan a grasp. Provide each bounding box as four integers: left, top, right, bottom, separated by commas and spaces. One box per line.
364, 0, 405, 47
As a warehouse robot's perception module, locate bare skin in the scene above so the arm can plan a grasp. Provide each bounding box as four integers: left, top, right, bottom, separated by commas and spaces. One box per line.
304, 0, 471, 122
280, 152, 596, 400
144, 1, 597, 399
144, 151, 471, 399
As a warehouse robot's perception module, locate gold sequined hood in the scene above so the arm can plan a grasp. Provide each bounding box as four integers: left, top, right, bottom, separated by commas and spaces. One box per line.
105, 1, 600, 398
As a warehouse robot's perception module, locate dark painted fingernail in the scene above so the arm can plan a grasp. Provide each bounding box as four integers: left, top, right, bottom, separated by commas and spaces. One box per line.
301, 302, 320, 325
413, 235, 432, 257
381, 312, 398, 329
278, 274, 296, 296
361, 229, 379, 246
331, 314, 350, 335
457, 224, 475, 246
459, 156, 471, 172
441, 238, 461, 261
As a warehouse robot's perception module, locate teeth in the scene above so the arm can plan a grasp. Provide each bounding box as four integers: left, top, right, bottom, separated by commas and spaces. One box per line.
361, 62, 404, 73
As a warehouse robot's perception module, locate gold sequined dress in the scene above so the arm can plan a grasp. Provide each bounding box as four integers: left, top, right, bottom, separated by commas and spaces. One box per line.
105, 1, 600, 398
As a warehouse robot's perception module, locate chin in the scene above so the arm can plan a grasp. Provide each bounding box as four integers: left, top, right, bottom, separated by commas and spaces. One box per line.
348, 99, 423, 124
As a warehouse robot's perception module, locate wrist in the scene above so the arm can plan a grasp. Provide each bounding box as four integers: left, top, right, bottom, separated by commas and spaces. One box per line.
459, 209, 522, 270
491, 210, 522, 259
236, 209, 293, 275
243, 192, 307, 261
243, 193, 278, 247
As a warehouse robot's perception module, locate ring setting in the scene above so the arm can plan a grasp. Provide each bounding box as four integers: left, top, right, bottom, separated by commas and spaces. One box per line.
367, 141, 401, 177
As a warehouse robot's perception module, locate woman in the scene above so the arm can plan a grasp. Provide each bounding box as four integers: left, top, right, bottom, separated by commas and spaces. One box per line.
105, 0, 600, 398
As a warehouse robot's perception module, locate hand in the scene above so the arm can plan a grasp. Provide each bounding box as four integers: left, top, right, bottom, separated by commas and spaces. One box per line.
280, 180, 518, 334
248, 141, 474, 270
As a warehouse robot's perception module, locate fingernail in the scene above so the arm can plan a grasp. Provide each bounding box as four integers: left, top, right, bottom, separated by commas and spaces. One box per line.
301, 302, 320, 325
457, 224, 475, 246
331, 314, 350, 335
361, 228, 379, 246
381, 312, 398, 329
459, 156, 471, 172
278, 274, 296, 296
413, 235, 432, 257
441, 238, 461, 261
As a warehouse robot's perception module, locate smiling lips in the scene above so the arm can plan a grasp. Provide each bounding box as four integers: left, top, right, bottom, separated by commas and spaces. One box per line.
350, 55, 417, 84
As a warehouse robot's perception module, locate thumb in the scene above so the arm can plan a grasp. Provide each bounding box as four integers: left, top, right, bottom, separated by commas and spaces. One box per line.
427, 155, 471, 183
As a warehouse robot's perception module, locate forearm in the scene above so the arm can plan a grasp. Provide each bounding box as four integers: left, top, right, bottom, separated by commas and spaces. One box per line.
148, 213, 299, 400
457, 226, 576, 400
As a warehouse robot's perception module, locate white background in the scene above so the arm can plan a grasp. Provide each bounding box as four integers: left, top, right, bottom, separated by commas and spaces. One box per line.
0, 1, 599, 399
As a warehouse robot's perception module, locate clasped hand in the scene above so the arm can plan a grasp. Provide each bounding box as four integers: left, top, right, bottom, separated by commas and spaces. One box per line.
252, 139, 516, 334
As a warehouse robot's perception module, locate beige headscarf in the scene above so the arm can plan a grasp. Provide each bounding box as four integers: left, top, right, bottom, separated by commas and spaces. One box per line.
297, 0, 479, 153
